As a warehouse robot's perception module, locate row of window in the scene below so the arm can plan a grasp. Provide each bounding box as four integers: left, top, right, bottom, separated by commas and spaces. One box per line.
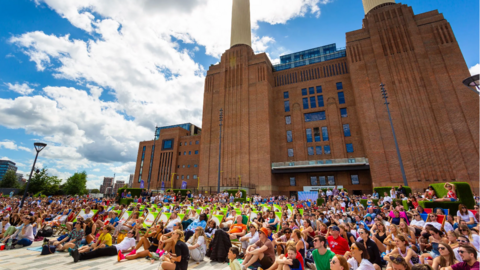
179, 151, 199, 155
284, 108, 347, 126
306, 127, 329, 142
176, 175, 198, 180
180, 141, 200, 146
177, 164, 199, 168
283, 83, 344, 112
303, 95, 324, 110
289, 174, 359, 186
138, 146, 146, 182
287, 143, 354, 157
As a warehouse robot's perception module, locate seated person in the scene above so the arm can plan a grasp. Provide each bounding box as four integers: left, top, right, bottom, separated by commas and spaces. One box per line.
222, 210, 237, 229
118, 223, 164, 261
241, 223, 260, 254
159, 223, 182, 253
228, 247, 242, 270
242, 228, 275, 270
273, 228, 292, 256
78, 225, 113, 253
71, 230, 136, 262
228, 215, 247, 240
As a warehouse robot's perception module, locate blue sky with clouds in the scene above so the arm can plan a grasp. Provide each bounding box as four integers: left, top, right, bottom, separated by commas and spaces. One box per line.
0, 0, 478, 189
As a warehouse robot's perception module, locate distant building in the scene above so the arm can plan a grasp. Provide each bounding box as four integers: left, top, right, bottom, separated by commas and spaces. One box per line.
0, 160, 17, 181
99, 177, 114, 194
15, 173, 23, 184
129, 174, 134, 188
113, 180, 125, 194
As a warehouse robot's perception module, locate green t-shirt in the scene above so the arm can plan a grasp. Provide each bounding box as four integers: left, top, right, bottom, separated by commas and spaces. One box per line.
313, 249, 336, 270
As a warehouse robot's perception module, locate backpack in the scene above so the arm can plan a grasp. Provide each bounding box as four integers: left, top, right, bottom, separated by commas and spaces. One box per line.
37, 226, 54, 237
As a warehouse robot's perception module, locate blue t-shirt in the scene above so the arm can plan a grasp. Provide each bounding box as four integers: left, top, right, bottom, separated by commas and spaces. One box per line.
110, 217, 119, 227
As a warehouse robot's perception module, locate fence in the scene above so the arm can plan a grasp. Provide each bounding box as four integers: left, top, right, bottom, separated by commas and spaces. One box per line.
0, 188, 21, 196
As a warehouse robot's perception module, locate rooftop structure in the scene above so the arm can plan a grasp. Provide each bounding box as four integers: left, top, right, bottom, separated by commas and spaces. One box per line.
274, 44, 347, 71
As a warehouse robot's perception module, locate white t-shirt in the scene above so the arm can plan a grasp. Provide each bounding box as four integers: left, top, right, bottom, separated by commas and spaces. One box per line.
457, 211, 477, 223
348, 258, 375, 270
410, 219, 425, 227
443, 222, 454, 232
115, 237, 136, 252
166, 217, 181, 231
453, 247, 463, 262
473, 234, 480, 251
424, 221, 442, 230
82, 212, 94, 219
326, 190, 333, 196
383, 196, 392, 203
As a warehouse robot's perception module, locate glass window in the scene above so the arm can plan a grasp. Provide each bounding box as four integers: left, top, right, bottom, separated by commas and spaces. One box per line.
317, 95, 324, 107
188, 151, 191, 155
340, 108, 347, 118
309, 87, 315, 95
313, 127, 321, 142
288, 149, 294, 157
284, 101, 290, 112
306, 129, 313, 143
343, 124, 351, 137
195, 150, 199, 154
180, 142, 182, 146
179, 152, 181, 155
287, 131, 293, 143
193, 175, 198, 179
310, 96, 316, 108
308, 147, 314, 155
284, 91, 289, 99
316, 146, 322, 155
324, 145, 331, 154
187, 165, 190, 168
336, 82, 343, 90
316, 86, 322, 93
351, 175, 359, 185
322, 127, 329, 141
196, 140, 199, 144
338, 92, 345, 104
162, 139, 174, 150
194, 164, 198, 167
328, 176, 335, 185
187, 175, 190, 179
177, 175, 179, 180
177, 165, 180, 168
304, 111, 326, 122
184, 151, 187, 155
310, 176, 318, 186
302, 88, 307, 96
290, 177, 296, 186
319, 176, 326, 185
181, 175, 184, 180
303, 98, 309, 109
182, 165, 185, 168
346, 143, 354, 153
285, 116, 291, 125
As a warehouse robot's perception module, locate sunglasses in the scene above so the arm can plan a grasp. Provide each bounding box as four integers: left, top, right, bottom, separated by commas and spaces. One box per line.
413, 214, 419, 217
313, 239, 319, 243
439, 247, 446, 251
458, 250, 465, 254
389, 256, 404, 263
330, 259, 337, 264
458, 240, 468, 243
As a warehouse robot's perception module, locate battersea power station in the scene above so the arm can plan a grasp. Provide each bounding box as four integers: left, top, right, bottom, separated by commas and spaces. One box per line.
133, 0, 479, 196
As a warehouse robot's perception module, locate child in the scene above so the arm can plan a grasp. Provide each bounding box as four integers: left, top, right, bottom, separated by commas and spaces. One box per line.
78, 225, 113, 253
228, 247, 242, 270
109, 212, 119, 227
277, 246, 302, 270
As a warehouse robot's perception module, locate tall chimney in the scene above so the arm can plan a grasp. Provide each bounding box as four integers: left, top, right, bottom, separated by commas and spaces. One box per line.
230, 0, 251, 48
362, 0, 395, 14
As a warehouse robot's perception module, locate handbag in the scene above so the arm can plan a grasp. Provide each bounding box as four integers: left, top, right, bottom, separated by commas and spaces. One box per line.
40, 245, 56, 255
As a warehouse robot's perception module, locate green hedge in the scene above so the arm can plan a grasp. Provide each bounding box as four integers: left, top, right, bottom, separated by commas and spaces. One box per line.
374, 186, 412, 197
118, 188, 143, 198
166, 189, 191, 197
317, 198, 325, 206
360, 199, 379, 208
225, 189, 247, 199
119, 198, 134, 205
418, 182, 475, 215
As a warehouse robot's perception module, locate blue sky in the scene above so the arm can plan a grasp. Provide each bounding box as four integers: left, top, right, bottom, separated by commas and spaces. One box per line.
0, 0, 478, 189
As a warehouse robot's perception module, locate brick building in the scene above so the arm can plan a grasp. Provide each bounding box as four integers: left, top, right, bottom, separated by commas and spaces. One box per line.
99, 177, 114, 194
133, 0, 479, 196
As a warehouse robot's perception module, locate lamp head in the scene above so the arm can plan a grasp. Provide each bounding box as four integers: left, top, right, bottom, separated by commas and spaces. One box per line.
34, 142, 47, 152
462, 74, 480, 94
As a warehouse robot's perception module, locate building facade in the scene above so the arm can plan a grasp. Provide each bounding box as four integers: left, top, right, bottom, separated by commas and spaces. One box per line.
0, 160, 17, 182
133, 0, 479, 195
113, 180, 125, 194
128, 174, 134, 188
99, 177, 114, 194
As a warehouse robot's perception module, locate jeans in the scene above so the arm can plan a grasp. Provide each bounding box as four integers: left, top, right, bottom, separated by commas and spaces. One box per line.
453, 223, 478, 230
14, 238, 33, 247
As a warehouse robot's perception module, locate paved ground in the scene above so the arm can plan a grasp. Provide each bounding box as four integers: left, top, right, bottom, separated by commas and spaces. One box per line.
0, 241, 233, 270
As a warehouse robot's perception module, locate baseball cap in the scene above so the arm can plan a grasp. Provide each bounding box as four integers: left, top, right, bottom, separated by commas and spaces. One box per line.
331, 226, 340, 232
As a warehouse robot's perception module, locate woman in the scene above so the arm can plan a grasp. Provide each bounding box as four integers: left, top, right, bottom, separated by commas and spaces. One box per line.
9, 213, 21, 227
113, 211, 138, 239
431, 243, 457, 270
264, 211, 279, 230
82, 218, 96, 245
434, 183, 457, 202
0, 216, 11, 241
302, 219, 315, 248
420, 227, 448, 264
318, 222, 328, 236
398, 220, 416, 248
159, 223, 183, 253
186, 227, 206, 262
56, 221, 84, 251
205, 220, 217, 239
339, 224, 356, 246
372, 222, 387, 253
455, 204, 477, 229
331, 254, 350, 270
121, 223, 164, 261
384, 235, 419, 268
78, 225, 113, 253
347, 241, 375, 270
416, 205, 426, 215
161, 230, 189, 270
387, 255, 411, 270
240, 223, 259, 254
384, 224, 400, 253
357, 228, 382, 270
4, 216, 34, 248
458, 225, 480, 251
446, 231, 459, 249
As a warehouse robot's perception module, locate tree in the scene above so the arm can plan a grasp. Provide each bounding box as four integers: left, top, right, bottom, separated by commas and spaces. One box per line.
22, 168, 62, 195
0, 170, 19, 188
90, 189, 100, 193
63, 171, 88, 195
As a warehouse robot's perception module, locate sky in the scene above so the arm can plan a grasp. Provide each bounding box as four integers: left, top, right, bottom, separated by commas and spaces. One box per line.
0, 0, 478, 189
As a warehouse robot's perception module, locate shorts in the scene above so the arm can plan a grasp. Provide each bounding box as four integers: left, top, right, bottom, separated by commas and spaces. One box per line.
259, 255, 274, 269
450, 198, 457, 202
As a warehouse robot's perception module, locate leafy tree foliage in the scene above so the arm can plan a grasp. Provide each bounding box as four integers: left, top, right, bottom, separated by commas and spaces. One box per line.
90, 189, 100, 193
64, 171, 88, 195
0, 170, 20, 188
23, 168, 61, 196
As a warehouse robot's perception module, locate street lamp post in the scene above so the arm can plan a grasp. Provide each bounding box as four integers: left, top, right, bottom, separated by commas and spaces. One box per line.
462, 74, 480, 94
380, 83, 408, 186
217, 108, 223, 194
19, 142, 47, 212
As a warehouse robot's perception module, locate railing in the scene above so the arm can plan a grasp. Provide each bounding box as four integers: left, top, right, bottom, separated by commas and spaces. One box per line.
272, 157, 369, 169
273, 48, 347, 71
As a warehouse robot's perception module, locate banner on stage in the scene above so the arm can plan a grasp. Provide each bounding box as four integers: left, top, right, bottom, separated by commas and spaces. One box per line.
303, 185, 343, 192
298, 191, 318, 201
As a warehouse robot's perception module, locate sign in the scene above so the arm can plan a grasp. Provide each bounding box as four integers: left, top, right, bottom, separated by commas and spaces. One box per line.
140, 180, 144, 189
303, 185, 343, 192
181, 181, 187, 189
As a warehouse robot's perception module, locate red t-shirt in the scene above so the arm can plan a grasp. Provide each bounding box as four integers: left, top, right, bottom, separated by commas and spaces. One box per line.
327, 235, 350, 255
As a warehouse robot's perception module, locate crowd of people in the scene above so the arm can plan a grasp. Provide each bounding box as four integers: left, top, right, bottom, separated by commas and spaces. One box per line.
0, 182, 479, 270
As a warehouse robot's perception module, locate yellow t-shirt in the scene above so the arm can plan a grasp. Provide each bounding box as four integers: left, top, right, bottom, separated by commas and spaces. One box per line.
98, 233, 112, 246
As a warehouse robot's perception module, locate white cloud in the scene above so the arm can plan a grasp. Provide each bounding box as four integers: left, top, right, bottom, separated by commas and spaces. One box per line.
0, 141, 17, 150
110, 162, 136, 174
5, 83, 35, 95
470, 63, 480, 76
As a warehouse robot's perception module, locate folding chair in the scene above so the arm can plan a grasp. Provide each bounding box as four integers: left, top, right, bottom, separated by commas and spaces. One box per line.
424, 208, 433, 214
437, 215, 446, 231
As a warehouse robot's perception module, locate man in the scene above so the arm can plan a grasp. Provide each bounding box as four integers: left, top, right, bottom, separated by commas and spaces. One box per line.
383, 192, 392, 204
309, 235, 335, 270
372, 190, 379, 199
326, 189, 333, 200
410, 211, 426, 236
242, 228, 275, 270
326, 226, 350, 255
273, 228, 292, 256
441, 246, 478, 270
228, 215, 247, 240
164, 212, 181, 233
424, 213, 442, 230
397, 185, 407, 197
71, 230, 136, 262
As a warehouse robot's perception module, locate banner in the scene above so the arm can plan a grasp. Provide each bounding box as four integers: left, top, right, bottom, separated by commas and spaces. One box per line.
140, 180, 144, 189
161, 181, 165, 190
181, 181, 187, 189
298, 191, 318, 201
303, 185, 343, 192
